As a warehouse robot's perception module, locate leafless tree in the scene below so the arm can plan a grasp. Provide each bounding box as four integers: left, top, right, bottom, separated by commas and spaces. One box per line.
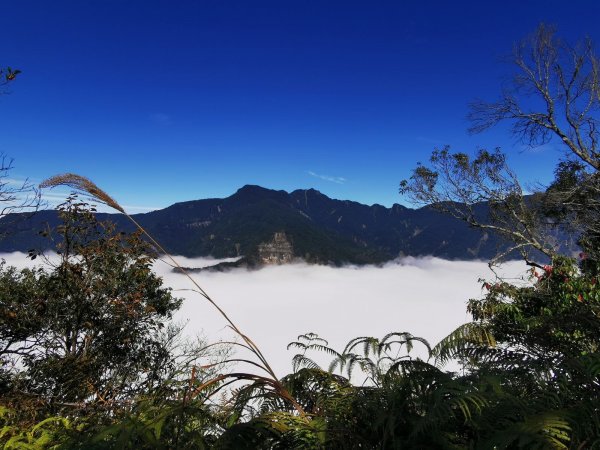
399, 147, 560, 266
401, 25, 600, 266
0, 155, 40, 219
0, 67, 41, 223
469, 24, 600, 170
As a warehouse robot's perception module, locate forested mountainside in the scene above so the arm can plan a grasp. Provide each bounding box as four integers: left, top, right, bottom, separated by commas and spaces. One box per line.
0, 185, 499, 265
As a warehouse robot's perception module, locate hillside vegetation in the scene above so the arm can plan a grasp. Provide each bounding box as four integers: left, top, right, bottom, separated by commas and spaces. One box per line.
0, 184, 504, 266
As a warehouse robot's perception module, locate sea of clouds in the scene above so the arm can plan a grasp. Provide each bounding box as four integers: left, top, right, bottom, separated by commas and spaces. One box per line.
1, 252, 530, 378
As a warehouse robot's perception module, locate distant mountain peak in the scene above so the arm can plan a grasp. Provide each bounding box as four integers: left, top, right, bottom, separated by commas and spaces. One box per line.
234, 184, 273, 194
0, 184, 504, 265
290, 187, 322, 195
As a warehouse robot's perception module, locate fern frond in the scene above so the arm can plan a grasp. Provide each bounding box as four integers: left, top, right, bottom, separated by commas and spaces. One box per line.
433, 322, 496, 366
342, 336, 380, 357
482, 412, 571, 450
291, 354, 322, 372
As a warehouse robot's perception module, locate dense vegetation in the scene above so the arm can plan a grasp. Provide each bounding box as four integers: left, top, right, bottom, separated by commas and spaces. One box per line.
1, 25, 600, 448
0, 184, 502, 265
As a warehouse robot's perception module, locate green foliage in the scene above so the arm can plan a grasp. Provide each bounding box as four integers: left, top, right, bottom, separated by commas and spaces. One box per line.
280, 334, 488, 448
0, 406, 82, 450
83, 399, 221, 450
0, 197, 227, 448
0, 197, 189, 423
215, 412, 326, 450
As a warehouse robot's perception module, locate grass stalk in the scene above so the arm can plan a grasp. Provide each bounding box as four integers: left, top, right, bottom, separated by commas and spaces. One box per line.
40, 173, 305, 416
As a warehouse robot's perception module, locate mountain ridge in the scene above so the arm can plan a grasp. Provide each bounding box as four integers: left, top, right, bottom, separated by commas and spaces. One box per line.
0, 185, 501, 265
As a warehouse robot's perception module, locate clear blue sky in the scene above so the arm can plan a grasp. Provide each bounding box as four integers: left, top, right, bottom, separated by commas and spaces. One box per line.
2, 1, 599, 212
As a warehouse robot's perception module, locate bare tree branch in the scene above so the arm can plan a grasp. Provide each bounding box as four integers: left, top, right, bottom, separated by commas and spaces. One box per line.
468, 24, 600, 170
400, 147, 559, 265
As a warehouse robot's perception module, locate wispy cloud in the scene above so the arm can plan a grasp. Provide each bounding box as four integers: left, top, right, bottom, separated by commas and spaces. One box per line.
3, 177, 34, 187
519, 143, 559, 154
121, 204, 162, 213
307, 171, 346, 184
36, 190, 160, 213
5, 178, 162, 213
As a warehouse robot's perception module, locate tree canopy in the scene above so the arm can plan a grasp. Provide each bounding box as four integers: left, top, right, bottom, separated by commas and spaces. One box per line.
1, 197, 183, 409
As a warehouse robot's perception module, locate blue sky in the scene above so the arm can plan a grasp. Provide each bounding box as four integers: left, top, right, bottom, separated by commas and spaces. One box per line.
2, 1, 599, 212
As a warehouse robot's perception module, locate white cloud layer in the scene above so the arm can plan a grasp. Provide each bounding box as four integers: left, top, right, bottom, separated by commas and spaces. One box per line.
170, 257, 533, 377
0, 253, 529, 378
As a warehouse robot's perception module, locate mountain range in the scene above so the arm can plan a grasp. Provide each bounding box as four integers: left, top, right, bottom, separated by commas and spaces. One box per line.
0, 185, 502, 266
